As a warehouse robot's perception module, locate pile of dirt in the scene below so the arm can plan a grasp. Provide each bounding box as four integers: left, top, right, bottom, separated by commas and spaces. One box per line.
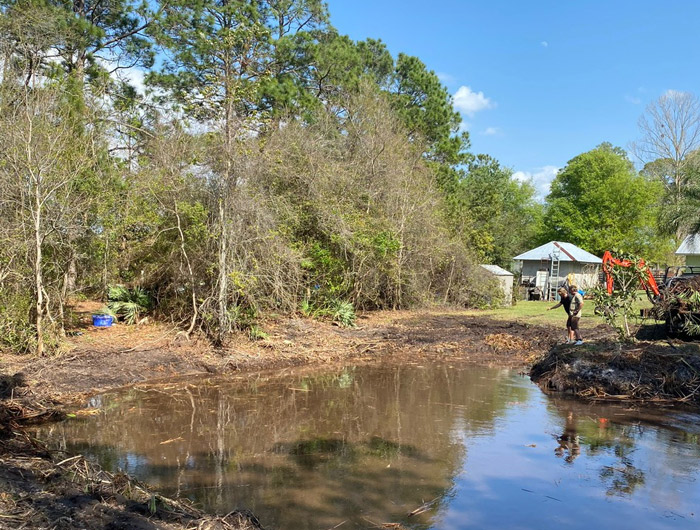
530, 340, 700, 404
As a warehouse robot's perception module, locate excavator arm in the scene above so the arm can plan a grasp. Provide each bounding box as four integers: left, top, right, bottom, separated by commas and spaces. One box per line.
602, 250, 660, 298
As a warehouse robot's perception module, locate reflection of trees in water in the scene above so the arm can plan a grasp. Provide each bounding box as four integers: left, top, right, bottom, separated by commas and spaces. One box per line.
600, 460, 645, 497
35, 365, 528, 529
273, 436, 426, 470
546, 398, 700, 499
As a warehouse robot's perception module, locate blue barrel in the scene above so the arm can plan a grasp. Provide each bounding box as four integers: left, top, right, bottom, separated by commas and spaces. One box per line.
92, 314, 113, 327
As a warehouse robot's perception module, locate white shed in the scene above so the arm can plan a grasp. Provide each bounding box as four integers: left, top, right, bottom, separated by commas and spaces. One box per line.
513, 241, 602, 300
480, 264, 514, 306
676, 234, 700, 268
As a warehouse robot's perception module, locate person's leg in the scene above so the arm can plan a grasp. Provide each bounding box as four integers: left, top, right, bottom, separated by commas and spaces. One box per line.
566, 316, 573, 342
571, 317, 582, 342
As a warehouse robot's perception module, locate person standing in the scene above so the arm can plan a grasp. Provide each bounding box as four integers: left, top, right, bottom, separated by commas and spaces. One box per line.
547, 287, 574, 343
568, 284, 584, 345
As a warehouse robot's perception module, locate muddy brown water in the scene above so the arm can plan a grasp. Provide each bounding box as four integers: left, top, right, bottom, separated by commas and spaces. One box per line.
35, 363, 700, 529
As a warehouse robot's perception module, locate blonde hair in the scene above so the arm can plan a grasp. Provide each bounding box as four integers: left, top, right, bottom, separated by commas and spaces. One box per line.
557, 287, 568, 294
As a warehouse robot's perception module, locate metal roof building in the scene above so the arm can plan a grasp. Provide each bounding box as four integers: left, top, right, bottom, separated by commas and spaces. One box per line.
480, 264, 514, 276
513, 241, 602, 264
513, 241, 601, 300
676, 234, 700, 267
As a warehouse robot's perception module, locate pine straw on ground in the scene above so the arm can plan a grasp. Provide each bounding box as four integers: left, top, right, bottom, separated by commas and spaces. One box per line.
530, 339, 700, 404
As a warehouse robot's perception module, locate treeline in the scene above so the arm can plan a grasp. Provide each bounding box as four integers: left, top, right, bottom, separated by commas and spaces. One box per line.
0, 0, 541, 353
541, 91, 700, 264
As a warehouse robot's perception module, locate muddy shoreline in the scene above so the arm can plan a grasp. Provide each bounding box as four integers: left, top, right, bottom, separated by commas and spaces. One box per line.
1, 310, 564, 405
1, 310, 564, 530
2, 309, 699, 529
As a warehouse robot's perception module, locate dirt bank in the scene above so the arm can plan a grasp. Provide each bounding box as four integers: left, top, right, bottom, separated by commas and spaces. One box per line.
1, 309, 566, 404
0, 434, 264, 530
530, 335, 700, 405
0, 308, 565, 530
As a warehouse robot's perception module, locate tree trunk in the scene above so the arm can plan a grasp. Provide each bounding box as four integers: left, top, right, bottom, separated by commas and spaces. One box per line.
217, 197, 229, 344
66, 250, 77, 292
175, 204, 198, 337
216, 65, 236, 343
34, 194, 44, 356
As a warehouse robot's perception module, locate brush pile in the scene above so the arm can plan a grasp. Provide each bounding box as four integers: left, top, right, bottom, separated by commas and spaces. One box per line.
658, 275, 700, 336
530, 340, 700, 404
484, 333, 532, 353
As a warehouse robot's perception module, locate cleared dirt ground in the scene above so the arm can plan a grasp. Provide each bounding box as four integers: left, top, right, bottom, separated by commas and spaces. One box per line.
0, 308, 575, 530
1, 308, 576, 403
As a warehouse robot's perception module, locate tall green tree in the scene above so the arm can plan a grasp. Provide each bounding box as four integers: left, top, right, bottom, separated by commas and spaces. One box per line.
0, 0, 70, 86
456, 155, 541, 267
297, 36, 469, 168
391, 53, 466, 166
540, 143, 667, 260
1, 0, 155, 104
300, 33, 393, 106
149, 0, 328, 342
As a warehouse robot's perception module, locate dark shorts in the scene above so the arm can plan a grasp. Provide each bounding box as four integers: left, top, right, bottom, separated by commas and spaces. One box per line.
569, 316, 580, 331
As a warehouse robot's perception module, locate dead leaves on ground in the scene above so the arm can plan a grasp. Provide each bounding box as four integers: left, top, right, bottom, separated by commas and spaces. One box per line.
484, 333, 532, 353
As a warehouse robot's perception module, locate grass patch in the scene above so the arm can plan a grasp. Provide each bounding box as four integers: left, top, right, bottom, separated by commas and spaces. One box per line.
463, 296, 655, 329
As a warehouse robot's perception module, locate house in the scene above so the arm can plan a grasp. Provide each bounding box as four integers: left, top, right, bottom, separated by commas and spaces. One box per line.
513, 241, 602, 300
480, 264, 514, 306
676, 234, 700, 268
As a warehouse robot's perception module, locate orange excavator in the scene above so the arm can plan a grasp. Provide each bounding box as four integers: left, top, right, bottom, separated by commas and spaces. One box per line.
601, 250, 660, 300
602, 251, 700, 337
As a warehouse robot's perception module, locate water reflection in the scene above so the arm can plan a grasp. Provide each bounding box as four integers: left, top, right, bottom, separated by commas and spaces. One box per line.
35, 364, 700, 529
553, 410, 580, 464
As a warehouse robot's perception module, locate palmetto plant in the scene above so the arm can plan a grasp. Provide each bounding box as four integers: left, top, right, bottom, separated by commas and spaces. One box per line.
107, 286, 153, 325
328, 299, 356, 328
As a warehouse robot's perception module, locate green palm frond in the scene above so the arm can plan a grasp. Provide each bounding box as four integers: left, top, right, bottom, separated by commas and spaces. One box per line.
107, 285, 153, 325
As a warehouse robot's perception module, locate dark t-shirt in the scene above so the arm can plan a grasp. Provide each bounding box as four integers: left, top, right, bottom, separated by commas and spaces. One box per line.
560, 295, 572, 314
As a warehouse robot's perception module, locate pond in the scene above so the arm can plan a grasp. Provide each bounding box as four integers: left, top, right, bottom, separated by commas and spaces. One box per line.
36, 363, 700, 529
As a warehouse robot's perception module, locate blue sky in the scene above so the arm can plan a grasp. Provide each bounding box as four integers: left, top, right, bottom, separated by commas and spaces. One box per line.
326, 0, 700, 199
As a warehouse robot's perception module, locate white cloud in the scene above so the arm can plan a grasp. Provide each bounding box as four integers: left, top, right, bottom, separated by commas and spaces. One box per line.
624, 87, 648, 105
540, 41, 549, 48
116, 67, 147, 95
481, 126, 500, 136
512, 165, 559, 202
453, 85, 495, 117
